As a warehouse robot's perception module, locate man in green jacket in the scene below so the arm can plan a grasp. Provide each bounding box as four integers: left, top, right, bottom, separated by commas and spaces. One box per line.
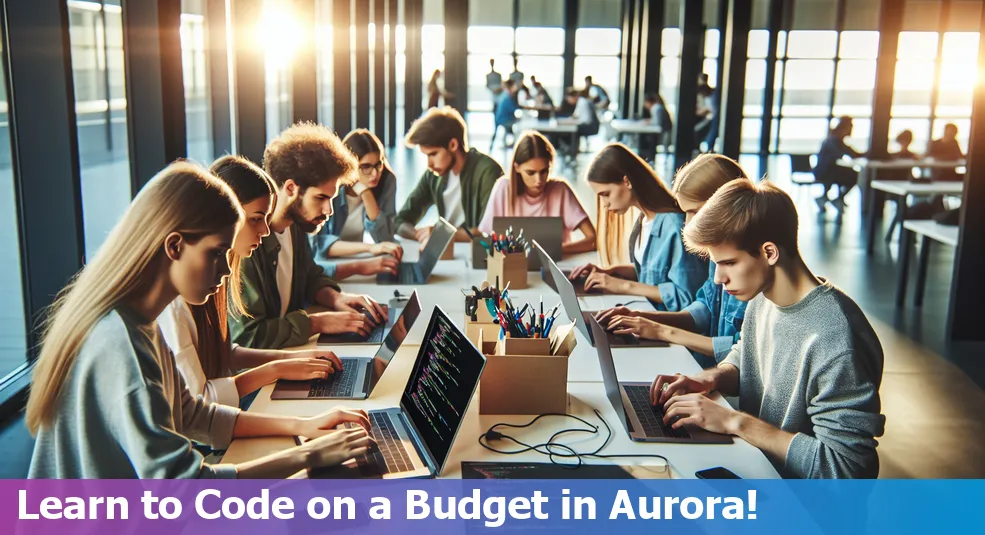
230, 123, 387, 349
396, 106, 504, 245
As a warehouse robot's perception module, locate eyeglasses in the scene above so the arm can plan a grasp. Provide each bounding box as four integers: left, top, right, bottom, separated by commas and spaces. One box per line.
359, 161, 384, 176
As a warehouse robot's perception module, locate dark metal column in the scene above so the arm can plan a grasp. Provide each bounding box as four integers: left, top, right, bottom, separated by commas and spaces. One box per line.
443, 0, 468, 114
758, 0, 782, 165
618, 0, 637, 118
121, 0, 186, 192
673, 0, 704, 172
1, 0, 85, 355
562, 0, 578, 90
354, 2, 370, 128
719, 0, 752, 159
404, 0, 423, 130
292, 0, 318, 124
374, 0, 386, 136
387, 0, 397, 146
711, 0, 728, 126
231, 0, 266, 163
640, 0, 665, 98
868, 0, 903, 160
206, 0, 232, 158
333, 0, 352, 134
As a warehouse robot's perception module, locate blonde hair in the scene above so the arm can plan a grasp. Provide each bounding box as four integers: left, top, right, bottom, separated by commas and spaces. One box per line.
26, 161, 243, 435
672, 154, 748, 204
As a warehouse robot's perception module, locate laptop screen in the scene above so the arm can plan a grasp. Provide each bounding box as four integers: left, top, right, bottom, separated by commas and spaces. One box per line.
366, 292, 422, 393
533, 240, 591, 342
401, 306, 485, 471
588, 314, 631, 432
492, 217, 563, 270
416, 217, 456, 278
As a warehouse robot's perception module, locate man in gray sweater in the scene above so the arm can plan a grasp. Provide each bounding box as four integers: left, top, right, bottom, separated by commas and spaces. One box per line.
650, 179, 885, 478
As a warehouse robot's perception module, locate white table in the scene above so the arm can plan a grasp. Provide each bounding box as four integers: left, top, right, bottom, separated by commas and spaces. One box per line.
854, 158, 965, 214
609, 119, 663, 135
865, 179, 964, 255
514, 118, 580, 159
896, 220, 960, 308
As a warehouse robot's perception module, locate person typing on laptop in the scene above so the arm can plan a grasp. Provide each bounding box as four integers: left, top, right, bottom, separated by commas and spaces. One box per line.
395, 107, 503, 246
229, 123, 388, 350
478, 131, 596, 255
649, 179, 885, 478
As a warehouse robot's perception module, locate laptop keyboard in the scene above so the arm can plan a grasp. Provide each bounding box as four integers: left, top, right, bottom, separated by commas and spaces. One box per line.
623, 385, 691, 439
398, 264, 417, 284
307, 358, 361, 398
354, 412, 414, 475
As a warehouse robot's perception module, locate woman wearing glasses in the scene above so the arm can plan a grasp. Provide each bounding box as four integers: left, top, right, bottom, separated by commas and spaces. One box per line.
311, 129, 404, 280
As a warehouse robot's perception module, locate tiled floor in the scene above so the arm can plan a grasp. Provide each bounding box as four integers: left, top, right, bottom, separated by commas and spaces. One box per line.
1, 123, 983, 478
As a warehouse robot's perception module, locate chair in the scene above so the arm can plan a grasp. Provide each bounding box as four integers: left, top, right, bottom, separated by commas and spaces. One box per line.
789, 154, 817, 185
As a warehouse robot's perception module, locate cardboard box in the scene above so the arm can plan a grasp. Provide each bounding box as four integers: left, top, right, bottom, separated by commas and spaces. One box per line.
440, 240, 454, 260
477, 322, 577, 415
486, 251, 527, 289
465, 298, 498, 345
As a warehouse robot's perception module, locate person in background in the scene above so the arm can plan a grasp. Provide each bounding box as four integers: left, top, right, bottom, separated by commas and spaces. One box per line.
926, 123, 965, 182
310, 129, 402, 280
552, 88, 600, 160
509, 56, 524, 85
597, 154, 750, 368
479, 131, 597, 255
649, 179, 885, 479
695, 73, 717, 151
491, 80, 520, 150
569, 144, 708, 311
892, 130, 919, 161
811, 116, 866, 214
427, 69, 454, 109
396, 107, 503, 245
27, 162, 374, 479
486, 58, 503, 116
582, 75, 611, 110
640, 92, 673, 162
530, 76, 555, 120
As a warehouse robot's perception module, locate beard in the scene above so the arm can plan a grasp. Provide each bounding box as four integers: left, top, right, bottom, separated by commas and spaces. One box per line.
289, 195, 327, 234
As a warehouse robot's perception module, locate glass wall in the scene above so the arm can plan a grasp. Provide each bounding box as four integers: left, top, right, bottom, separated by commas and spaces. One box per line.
262, 0, 295, 142
575, 0, 622, 111
181, 0, 213, 165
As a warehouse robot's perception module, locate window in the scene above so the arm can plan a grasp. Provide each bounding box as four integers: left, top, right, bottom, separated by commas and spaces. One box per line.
262, 0, 295, 142
66, 0, 133, 260
181, 1, 213, 165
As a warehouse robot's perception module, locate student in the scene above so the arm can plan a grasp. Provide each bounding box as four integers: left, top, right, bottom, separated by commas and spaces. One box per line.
486, 58, 503, 114
530, 76, 555, 120
598, 154, 749, 367
640, 92, 673, 162
27, 162, 373, 479
427, 69, 454, 109
649, 179, 885, 479
395, 107, 504, 244
926, 123, 965, 181
582, 75, 610, 109
478, 131, 596, 255
160, 155, 347, 407
812, 116, 866, 213
509, 57, 524, 85
891, 130, 918, 161
230, 122, 387, 350
569, 144, 707, 312
491, 80, 520, 150
310, 129, 402, 279
552, 89, 600, 159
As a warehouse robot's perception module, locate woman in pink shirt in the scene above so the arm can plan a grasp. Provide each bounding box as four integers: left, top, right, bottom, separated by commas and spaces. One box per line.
478, 131, 597, 254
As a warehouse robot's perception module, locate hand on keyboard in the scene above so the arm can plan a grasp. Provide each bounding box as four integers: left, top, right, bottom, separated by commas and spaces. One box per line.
310, 311, 374, 338
268, 357, 338, 381
299, 407, 372, 439
289, 349, 343, 372
335, 293, 388, 326
662, 393, 738, 436
302, 425, 376, 470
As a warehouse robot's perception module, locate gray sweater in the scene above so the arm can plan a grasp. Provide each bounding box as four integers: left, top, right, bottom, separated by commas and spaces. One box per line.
723, 280, 885, 478
29, 307, 241, 479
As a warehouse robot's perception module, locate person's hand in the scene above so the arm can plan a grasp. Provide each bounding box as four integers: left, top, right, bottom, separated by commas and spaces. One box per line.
311, 311, 373, 338
370, 242, 403, 261
355, 256, 400, 276
268, 358, 337, 381
594, 306, 634, 325
415, 226, 433, 245
649, 373, 714, 407
288, 349, 343, 372
568, 263, 602, 280
299, 407, 372, 439
663, 393, 739, 435
301, 426, 375, 470
584, 271, 629, 294
335, 293, 388, 325
608, 316, 669, 341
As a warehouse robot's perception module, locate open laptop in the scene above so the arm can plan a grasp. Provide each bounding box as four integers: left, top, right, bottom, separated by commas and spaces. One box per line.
541, 262, 603, 296
317, 290, 417, 345
377, 217, 456, 285
309, 306, 487, 479
590, 315, 732, 444
533, 240, 666, 348
272, 292, 422, 400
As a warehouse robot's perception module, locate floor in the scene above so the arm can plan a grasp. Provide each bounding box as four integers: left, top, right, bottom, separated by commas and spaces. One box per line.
1, 122, 983, 479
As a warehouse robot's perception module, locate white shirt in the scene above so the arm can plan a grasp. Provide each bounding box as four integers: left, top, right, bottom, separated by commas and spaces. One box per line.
574, 97, 596, 126
273, 229, 294, 318
635, 216, 655, 264
443, 171, 466, 226
158, 297, 240, 407
339, 193, 366, 242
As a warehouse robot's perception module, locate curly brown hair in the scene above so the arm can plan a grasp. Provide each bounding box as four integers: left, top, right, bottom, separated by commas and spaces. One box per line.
263, 122, 358, 190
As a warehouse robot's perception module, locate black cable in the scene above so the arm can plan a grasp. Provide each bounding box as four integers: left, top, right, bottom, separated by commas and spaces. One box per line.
615, 300, 649, 308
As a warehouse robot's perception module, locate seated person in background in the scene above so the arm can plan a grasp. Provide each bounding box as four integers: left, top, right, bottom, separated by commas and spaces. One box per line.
396, 107, 503, 245
891, 130, 919, 160
880, 130, 920, 182
650, 179, 885, 479
640, 92, 673, 162
569, 144, 708, 312
27, 162, 373, 479
812, 116, 866, 214
310, 129, 402, 279
551, 88, 601, 158
230, 123, 388, 350
582, 75, 611, 110
926, 123, 965, 182
598, 154, 749, 368
491, 80, 521, 150
530, 76, 555, 120
161, 156, 345, 406
478, 131, 597, 255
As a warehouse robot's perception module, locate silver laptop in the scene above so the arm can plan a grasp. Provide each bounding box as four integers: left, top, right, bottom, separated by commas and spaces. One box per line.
272, 292, 422, 400
377, 217, 456, 285
308, 306, 487, 479
533, 240, 667, 348
590, 314, 732, 444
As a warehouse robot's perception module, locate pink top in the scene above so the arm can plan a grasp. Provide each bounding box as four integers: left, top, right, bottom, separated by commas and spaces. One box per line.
478, 178, 591, 242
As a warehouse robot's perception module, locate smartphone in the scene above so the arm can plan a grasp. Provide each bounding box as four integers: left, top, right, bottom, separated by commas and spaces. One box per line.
695, 467, 741, 479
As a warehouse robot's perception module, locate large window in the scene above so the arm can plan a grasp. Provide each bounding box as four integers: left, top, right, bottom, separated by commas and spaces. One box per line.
66, 0, 133, 260
181, 0, 213, 165
261, 0, 295, 142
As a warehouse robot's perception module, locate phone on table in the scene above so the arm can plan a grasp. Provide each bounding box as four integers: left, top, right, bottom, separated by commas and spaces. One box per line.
695, 467, 741, 479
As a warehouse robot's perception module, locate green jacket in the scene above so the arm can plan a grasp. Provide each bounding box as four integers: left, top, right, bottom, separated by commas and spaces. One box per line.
229, 224, 341, 349
394, 148, 503, 229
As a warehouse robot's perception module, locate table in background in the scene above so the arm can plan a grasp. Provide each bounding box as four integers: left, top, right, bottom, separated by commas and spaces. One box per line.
514, 118, 579, 159
896, 220, 960, 308
854, 158, 965, 215
865, 180, 963, 255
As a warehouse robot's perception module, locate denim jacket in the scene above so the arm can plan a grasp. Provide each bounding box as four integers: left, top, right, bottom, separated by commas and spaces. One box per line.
683, 260, 747, 367
628, 212, 708, 312
309, 171, 398, 277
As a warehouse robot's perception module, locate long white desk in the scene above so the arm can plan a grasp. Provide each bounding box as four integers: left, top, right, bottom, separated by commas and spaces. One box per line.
865, 179, 964, 255
223, 241, 780, 479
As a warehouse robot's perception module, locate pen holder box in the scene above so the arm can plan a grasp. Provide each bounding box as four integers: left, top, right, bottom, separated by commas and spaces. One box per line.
486, 251, 528, 289
465, 297, 498, 345
440, 240, 455, 260
477, 322, 577, 415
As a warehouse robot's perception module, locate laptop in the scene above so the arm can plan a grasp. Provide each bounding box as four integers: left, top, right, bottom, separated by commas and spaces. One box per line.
533, 240, 667, 348
472, 217, 563, 271
590, 314, 732, 444
309, 306, 487, 479
272, 292, 422, 400
541, 263, 603, 296
377, 217, 456, 285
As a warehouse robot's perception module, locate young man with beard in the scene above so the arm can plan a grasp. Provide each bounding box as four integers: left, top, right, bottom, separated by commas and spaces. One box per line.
230, 123, 388, 349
